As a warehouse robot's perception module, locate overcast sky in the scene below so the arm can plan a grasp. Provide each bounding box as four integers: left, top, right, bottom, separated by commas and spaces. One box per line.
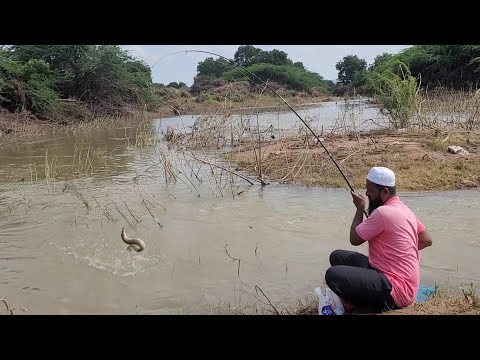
122, 45, 412, 86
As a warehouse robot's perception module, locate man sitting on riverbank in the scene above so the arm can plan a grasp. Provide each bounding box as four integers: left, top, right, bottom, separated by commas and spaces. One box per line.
325, 166, 433, 313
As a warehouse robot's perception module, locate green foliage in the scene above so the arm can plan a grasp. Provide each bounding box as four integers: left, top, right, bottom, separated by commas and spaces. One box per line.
232, 46, 294, 68
11, 45, 95, 99
365, 62, 420, 129
197, 46, 297, 79
196, 57, 233, 78
258, 49, 292, 66
222, 63, 332, 93
369, 53, 394, 71
352, 69, 368, 88
405, 45, 480, 89
74, 45, 155, 107
335, 55, 367, 85
22, 59, 59, 113
358, 45, 480, 128
293, 62, 305, 70
194, 45, 334, 95
166, 82, 187, 89
0, 51, 58, 113
368, 46, 480, 90
0, 45, 157, 116
233, 45, 264, 67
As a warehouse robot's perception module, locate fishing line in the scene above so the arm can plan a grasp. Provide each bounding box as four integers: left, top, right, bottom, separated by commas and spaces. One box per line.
152, 49, 368, 217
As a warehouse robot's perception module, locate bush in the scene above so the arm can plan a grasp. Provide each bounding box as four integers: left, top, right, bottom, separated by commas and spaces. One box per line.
1, 45, 158, 117
365, 62, 420, 129
222, 63, 333, 94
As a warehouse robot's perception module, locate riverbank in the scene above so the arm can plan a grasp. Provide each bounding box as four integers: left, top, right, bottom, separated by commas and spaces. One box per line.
225, 128, 480, 191
0, 93, 336, 132
204, 283, 480, 315
153, 91, 480, 192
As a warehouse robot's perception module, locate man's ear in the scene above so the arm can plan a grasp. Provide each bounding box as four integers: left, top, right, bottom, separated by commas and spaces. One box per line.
381, 187, 389, 198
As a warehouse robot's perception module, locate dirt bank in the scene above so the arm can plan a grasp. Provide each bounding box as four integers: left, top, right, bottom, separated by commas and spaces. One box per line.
226, 128, 480, 191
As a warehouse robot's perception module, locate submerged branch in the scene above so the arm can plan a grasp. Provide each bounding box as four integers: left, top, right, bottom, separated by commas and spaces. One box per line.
188, 153, 256, 185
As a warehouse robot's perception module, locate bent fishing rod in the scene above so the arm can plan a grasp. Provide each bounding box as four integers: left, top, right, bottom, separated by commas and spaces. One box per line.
153, 50, 368, 218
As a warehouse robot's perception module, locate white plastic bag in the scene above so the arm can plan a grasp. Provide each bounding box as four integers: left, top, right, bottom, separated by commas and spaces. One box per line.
314, 287, 345, 315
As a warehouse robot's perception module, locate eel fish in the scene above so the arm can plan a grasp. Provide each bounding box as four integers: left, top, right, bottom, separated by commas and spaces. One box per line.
121, 227, 146, 252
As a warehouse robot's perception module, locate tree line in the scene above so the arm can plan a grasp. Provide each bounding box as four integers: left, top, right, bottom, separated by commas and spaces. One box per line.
335, 45, 480, 94
194, 45, 480, 97
193, 45, 334, 94
1, 45, 478, 121
0, 45, 157, 118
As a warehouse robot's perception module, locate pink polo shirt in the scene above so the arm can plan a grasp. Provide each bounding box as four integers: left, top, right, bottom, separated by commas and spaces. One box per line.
355, 197, 425, 308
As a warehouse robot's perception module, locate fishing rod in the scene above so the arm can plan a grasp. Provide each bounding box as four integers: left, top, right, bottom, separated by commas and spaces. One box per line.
152, 49, 368, 218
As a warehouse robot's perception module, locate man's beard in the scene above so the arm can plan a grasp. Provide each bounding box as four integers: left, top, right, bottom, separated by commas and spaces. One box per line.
368, 197, 384, 215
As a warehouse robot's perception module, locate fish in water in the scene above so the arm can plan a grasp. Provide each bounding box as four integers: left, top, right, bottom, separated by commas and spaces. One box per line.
121, 227, 146, 252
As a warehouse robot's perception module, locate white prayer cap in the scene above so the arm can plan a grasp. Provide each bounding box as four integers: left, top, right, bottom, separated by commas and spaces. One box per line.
366, 167, 395, 187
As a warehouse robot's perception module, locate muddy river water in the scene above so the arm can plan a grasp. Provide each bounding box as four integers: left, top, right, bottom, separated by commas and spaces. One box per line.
0, 102, 478, 314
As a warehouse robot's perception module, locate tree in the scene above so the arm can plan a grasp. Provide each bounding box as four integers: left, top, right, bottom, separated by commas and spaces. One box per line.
234, 46, 294, 68
233, 45, 263, 67
79, 45, 154, 106
369, 53, 393, 71
10, 45, 95, 98
259, 49, 292, 66
196, 57, 231, 77
401, 45, 480, 89
368, 45, 480, 90
0, 55, 58, 113
335, 55, 367, 85
0, 45, 157, 116
293, 61, 305, 70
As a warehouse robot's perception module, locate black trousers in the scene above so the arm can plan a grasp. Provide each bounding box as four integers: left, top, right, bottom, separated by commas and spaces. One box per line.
325, 250, 398, 312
